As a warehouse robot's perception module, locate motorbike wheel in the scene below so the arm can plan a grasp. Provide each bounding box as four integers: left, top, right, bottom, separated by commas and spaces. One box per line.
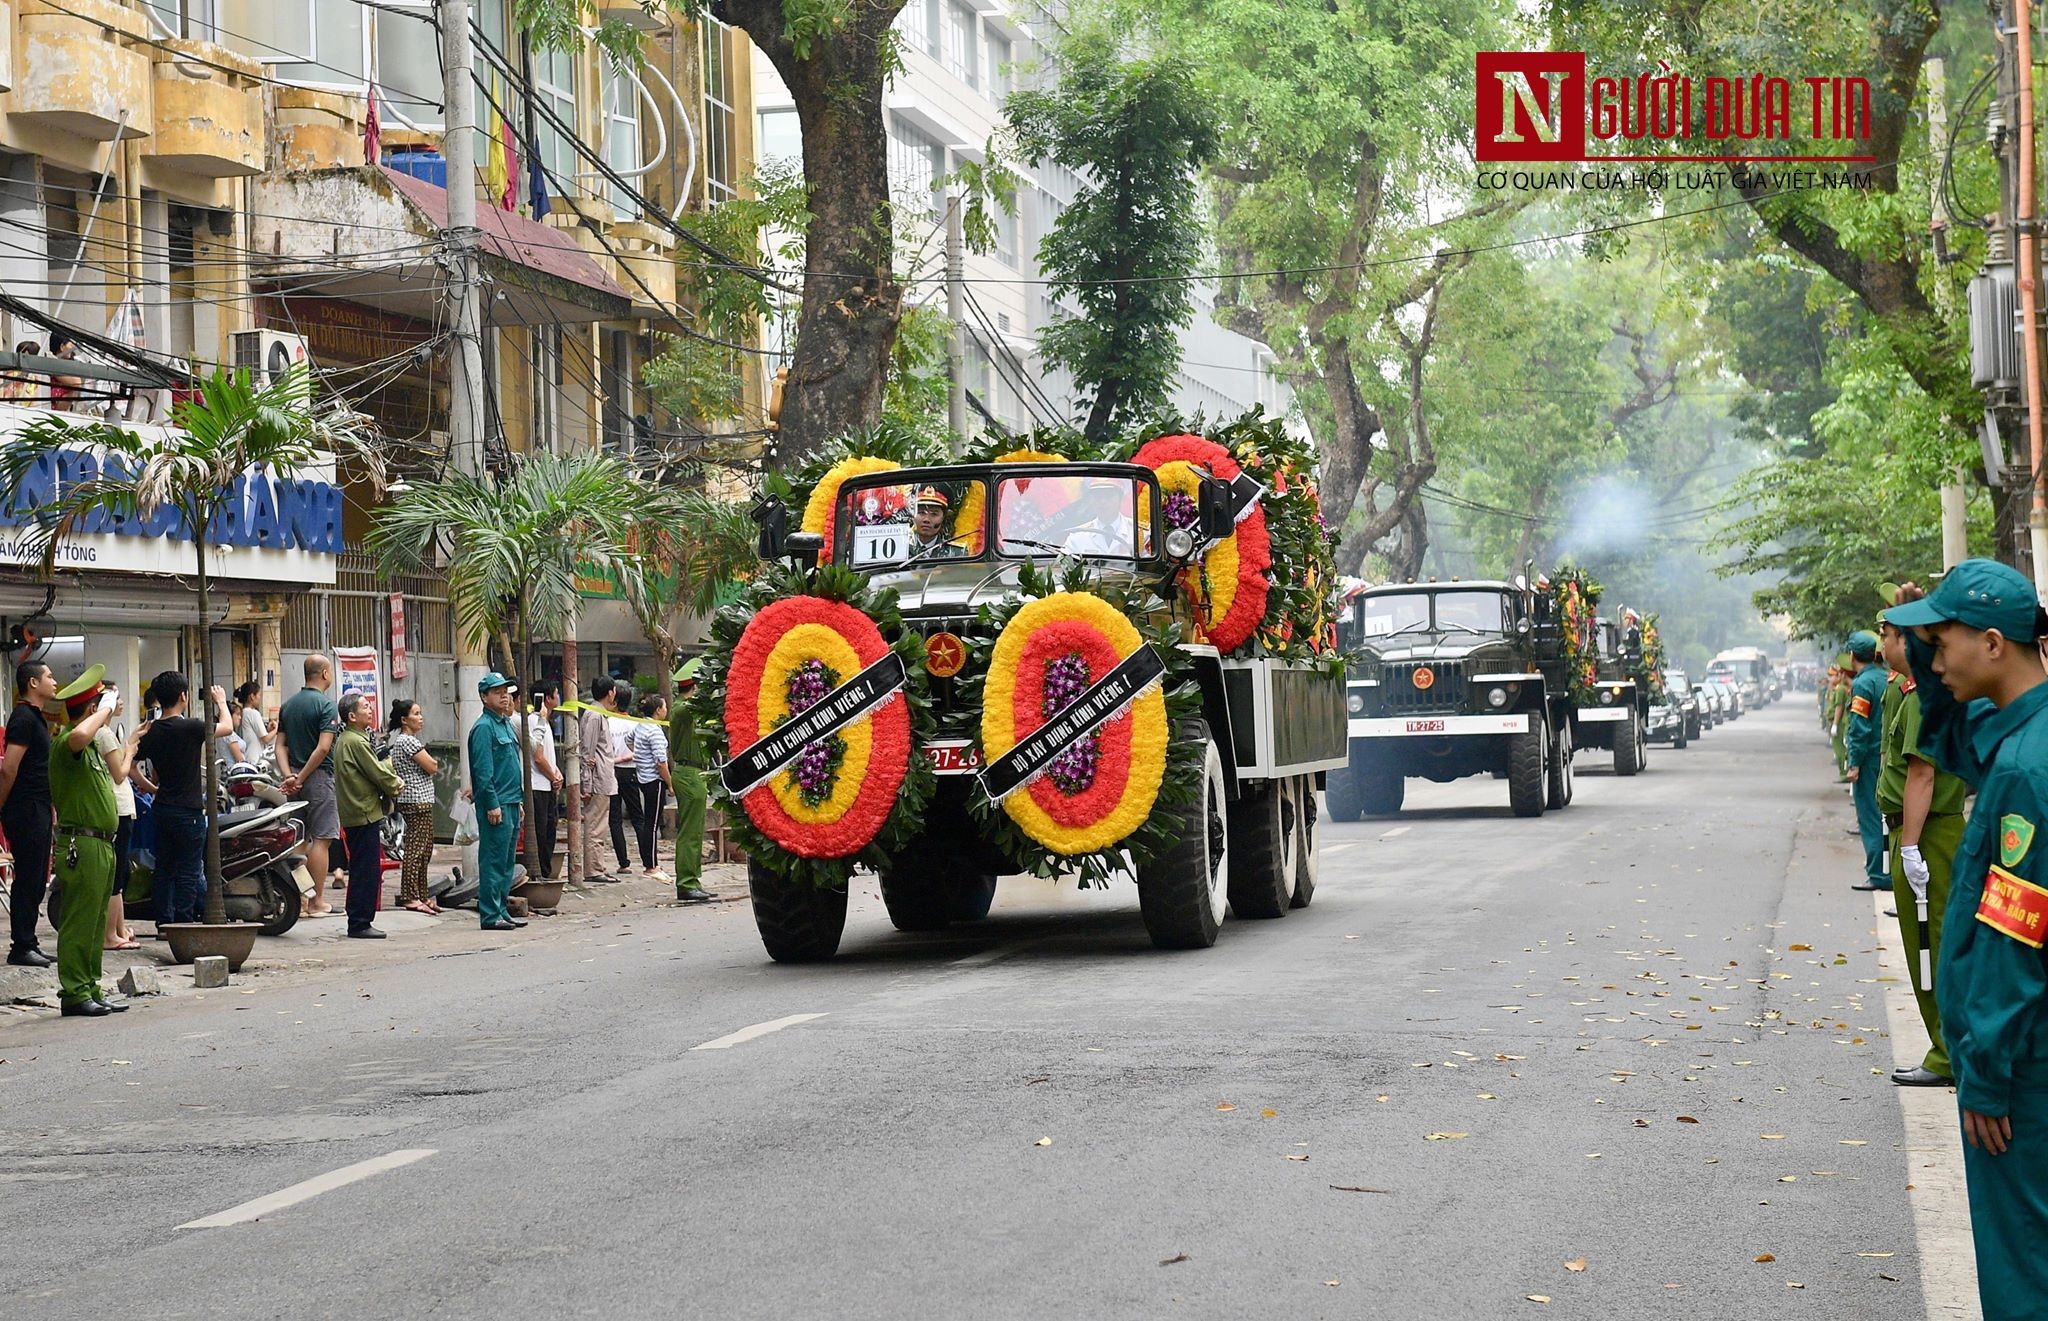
257, 865, 302, 936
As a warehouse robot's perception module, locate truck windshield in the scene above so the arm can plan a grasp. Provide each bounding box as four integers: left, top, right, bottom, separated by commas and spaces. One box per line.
996, 474, 1153, 559
1355, 590, 1508, 636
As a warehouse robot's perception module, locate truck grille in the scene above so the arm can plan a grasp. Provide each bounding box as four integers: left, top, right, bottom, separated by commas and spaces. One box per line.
1385, 661, 1464, 714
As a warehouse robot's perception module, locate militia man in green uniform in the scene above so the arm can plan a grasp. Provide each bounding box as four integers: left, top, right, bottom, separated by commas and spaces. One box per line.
466, 673, 527, 933
49, 665, 124, 1017
1887, 559, 2048, 1321
1844, 631, 1890, 891
666, 658, 716, 904
1879, 587, 1966, 1086
1827, 660, 1853, 780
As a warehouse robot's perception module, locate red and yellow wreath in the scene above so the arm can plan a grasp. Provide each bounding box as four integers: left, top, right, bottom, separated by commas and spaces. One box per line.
1130, 433, 1272, 654
801, 455, 902, 563
724, 594, 911, 858
981, 591, 1170, 856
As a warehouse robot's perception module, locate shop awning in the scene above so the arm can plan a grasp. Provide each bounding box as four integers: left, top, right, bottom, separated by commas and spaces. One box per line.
377, 166, 630, 309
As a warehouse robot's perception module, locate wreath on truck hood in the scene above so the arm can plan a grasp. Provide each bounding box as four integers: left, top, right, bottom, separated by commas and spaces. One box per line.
959, 562, 1201, 889
693, 563, 936, 890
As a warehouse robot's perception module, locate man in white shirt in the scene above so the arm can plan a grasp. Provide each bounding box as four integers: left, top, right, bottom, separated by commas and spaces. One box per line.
523, 681, 564, 880
604, 680, 640, 875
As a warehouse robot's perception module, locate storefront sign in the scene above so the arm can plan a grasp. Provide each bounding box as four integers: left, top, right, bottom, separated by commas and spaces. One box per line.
336, 647, 381, 710
0, 407, 342, 585
389, 593, 409, 680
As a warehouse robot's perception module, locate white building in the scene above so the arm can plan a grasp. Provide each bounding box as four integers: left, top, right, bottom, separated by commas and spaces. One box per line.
749, 4, 1292, 437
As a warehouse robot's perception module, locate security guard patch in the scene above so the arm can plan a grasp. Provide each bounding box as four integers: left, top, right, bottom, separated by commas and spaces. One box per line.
1850, 695, 1872, 718
2002, 814, 2036, 868
1978, 865, 2048, 949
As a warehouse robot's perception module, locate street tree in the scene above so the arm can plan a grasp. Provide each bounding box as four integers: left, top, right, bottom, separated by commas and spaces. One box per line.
1006, 37, 1221, 442
0, 365, 381, 923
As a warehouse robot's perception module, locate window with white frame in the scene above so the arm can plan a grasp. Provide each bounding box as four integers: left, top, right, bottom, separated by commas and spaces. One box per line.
896, 0, 941, 59
702, 20, 738, 203
888, 120, 945, 220
758, 108, 801, 166
987, 32, 1012, 101
531, 325, 563, 455
374, 0, 446, 133
146, 0, 216, 42
532, 42, 578, 198
943, 2, 979, 89
602, 60, 642, 219
219, 0, 362, 85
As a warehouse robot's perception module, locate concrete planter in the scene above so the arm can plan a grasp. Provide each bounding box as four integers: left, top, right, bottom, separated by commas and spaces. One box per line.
159, 922, 260, 971
514, 879, 565, 911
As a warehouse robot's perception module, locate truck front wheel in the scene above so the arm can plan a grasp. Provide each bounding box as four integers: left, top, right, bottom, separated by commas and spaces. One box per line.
1324, 761, 1365, 821
748, 859, 849, 963
1509, 720, 1548, 817
1614, 710, 1645, 776
879, 853, 953, 932
1137, 724, 1230, 950
1227, 778, 1298, 919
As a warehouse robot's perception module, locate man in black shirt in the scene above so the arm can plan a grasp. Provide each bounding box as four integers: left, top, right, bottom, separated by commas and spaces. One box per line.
136, 671, 230, 925
0, 660, 58, 965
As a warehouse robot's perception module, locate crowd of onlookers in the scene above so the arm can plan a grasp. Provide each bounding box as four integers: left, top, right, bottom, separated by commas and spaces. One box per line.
1, 649, 716, 1013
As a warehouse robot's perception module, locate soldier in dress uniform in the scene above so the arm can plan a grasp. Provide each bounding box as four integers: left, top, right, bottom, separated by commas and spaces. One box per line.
1878, 584, 1965, 1086
1887, 559, 2048, 1321
1844, 630, 1890, 892
907, 487, 966, 561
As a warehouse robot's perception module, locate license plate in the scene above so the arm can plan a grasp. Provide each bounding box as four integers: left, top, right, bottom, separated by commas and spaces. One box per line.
924, 741, 982, 775
291, 864, 314, 896
1404, 718, 1446, 733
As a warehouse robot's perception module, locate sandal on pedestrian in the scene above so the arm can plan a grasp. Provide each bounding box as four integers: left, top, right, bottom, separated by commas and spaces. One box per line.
404, 900, 435, 914
104, 938, 140, 950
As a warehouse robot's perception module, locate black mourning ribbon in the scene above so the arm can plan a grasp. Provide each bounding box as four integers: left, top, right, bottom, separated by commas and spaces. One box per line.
720, 651, 908, 797
1228, 471, 1265, 523
978, 645, 1168, 803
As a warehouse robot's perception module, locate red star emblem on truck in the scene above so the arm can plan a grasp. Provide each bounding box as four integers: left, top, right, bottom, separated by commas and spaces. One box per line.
925, 631, 967, 678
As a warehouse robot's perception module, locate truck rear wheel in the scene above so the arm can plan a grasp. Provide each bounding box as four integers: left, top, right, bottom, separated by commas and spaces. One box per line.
1227, 778, 1297, 919
1509, 720, 1547, 817
748, 858, 848, 962
1137, 724, 1230, 950
1614, 710, 1644, 776
878, 849, 960, 932
1289, 775, 1318, 909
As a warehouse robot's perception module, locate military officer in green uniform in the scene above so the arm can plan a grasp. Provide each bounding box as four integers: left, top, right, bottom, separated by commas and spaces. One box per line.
666, 657, 716, 904
906, 486, 967, 561
1879, 589, 1966, 1085
466, 672, 527, 933
1844, 631, 1889, 891
1887, 559, 2048, 1321
49, 665, 124, 1017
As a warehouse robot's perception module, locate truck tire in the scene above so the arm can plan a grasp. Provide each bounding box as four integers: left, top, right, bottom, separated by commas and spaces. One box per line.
1137, 724, 1230, 950
1509, 720, 1547, 817
1227, 778, 1297, 919
1324, 761, 1365, 821
1545, 722, 1573, 810
1358, 766, 1405, 816
949, 874, 999, 922
879, 852, 953, 932
1289, 775, 1318, 909
1614, 710, 1644, 776
1672, 718, 1687, 750
747, 858, 848, 962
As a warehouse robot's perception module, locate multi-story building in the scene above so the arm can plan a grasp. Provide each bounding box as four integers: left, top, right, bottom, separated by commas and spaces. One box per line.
0, 1, 758, 747
750, 3, 1294, 438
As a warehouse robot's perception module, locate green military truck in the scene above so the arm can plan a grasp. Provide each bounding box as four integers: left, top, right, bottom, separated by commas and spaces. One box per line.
1570, 613, 1650, 776
1325, 578, 1577, 819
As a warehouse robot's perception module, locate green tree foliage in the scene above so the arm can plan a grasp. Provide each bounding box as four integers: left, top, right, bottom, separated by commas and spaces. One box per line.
1006, 37, 1220, 442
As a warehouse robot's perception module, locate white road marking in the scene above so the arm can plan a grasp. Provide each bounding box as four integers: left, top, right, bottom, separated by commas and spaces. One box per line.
690, 1013, 828, 1051
178, 1149, 436, 1230
1378, 826, 1411, 839
1321, 842, 1359, 856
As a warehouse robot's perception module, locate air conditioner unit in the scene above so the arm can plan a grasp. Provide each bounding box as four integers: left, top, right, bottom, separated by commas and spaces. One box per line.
230, 330, 310, 390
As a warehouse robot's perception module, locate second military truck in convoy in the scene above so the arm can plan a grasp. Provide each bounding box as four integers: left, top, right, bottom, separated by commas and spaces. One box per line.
1326, 579, 1576, 819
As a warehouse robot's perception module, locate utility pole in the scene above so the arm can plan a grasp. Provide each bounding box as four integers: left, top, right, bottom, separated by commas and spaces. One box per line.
945, 193, 968, 455
440, 0, 488, 733
1930, 58, 1972, 570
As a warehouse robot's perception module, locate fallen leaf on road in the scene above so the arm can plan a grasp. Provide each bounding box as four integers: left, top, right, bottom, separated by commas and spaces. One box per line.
1840, 1139, 1868, 1146
1325, 1280, 1341, 1287
1425, 1132, 1470, 1141
1526, 1295, 1552, 1304
1477, 1093, 1497, 1100
1790, 943, 1813, 951
1260, 1109, 1277, 1118
1879, 1272, 1900, 1282
1329, 1185, 1393, 1194
1761, 1133, 1786, 1140
1216, 1102, 1236, 1112
1565, 1258, 1587, 1272
1787, 1282, 1805, 1289
1285, 1154, 1309, 1162
1754, 1254, 1776, 1263
1856, 1252, 1896, 1259
1160, 1252, 1190, 1266
1779, 1175, 1798, 1183
1034, 1137, 1052, 1147
1632, 1118, 1650, 1127
1376, 1095, 1389, 1103
110, 1060, 131, 1066
1676, 1115, 1700, 1124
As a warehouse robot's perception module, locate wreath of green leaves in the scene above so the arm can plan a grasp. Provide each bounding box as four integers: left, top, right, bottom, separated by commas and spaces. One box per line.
957, 560, 1203, 889
691, 561, 937, 891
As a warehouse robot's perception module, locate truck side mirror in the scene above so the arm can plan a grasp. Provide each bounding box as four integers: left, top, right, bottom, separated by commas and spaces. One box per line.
784, 531, 824, 570
753, 497, 788, 560
1197, 477, 1234, 540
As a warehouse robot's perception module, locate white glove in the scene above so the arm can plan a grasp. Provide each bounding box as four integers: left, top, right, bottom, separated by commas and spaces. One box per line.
1900, 844, 1931, 903
97, 690, 117, 715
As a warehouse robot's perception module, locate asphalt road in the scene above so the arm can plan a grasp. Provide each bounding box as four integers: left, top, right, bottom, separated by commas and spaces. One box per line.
1, 699, 1940, 1319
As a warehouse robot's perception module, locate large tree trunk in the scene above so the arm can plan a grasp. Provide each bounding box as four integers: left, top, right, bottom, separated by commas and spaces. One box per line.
715, 0, 907, 468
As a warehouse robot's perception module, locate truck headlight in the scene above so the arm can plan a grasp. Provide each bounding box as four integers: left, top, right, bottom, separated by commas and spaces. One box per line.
1164, 527, 1196, 561
1600, 688, 1616, 705
1487, 686, 1509, 708
1347, 692, 1365, 714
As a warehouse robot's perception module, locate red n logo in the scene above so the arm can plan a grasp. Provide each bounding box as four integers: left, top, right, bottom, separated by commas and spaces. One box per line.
1475, 53, 1586, 162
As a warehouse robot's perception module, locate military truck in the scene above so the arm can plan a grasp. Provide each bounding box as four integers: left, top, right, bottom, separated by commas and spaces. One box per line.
1325, 579, 1576, 819
747, 461, 1348, 958
1570, 614, 1649, 776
